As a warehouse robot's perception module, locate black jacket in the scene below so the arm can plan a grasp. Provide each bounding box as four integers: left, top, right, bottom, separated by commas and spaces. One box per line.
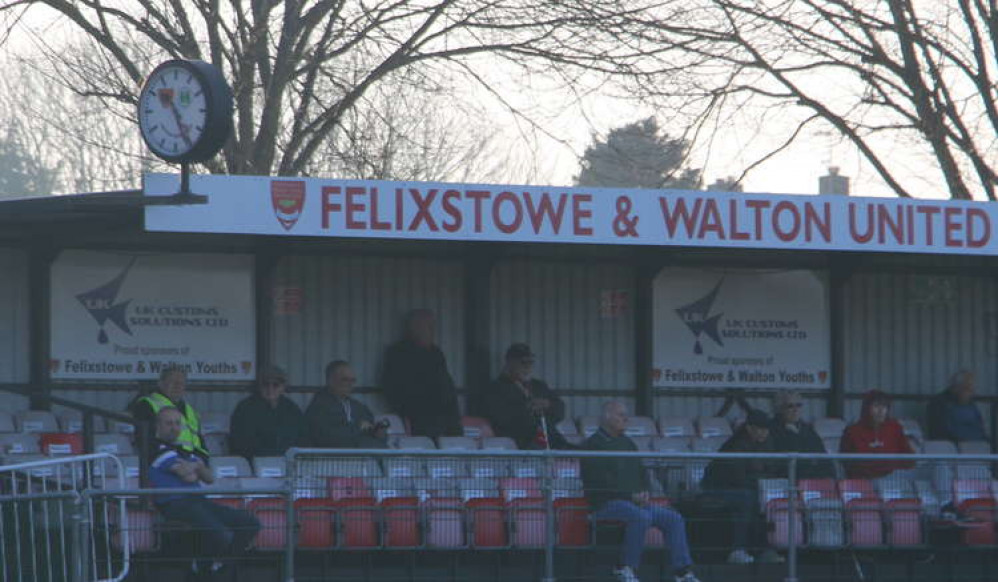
304, 391, 387, 449
768, 419, 835, 479
701, 428, 780, 491
228, 393, 304, 459
382, 339, 461, 438
483, 375, 568, 449
581, 428, 649, 509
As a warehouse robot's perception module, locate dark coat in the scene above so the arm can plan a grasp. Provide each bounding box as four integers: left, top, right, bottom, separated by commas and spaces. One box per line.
926, 389, 988, 443
304, 391, 387, 449
483, 375, 568, 449
382, 339, 461, 438
769, 419, 835, 479
701, 428, 780, 491
228, 393, 304, 459
581, 428, 649, 509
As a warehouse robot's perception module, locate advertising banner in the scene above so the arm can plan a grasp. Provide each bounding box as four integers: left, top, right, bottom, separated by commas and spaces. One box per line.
50, 250, 255, 381
653, 268, 830, 390
145, 173, 996, 256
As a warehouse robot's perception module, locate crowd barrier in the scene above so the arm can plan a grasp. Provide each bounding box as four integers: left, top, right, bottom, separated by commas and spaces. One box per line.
3, 449, 998, 582
0, 453, 126, 582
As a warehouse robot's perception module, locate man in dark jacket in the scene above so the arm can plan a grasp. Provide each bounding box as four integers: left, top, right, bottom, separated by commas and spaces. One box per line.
484, 343, 570, 449
582, 401, 700, 582
769, 391, 834, 479
306, 360, 387, 448
382, 309, 462, 438
701, 409, 782, 565
228, 366, 304, 460
926, 370, 988, 443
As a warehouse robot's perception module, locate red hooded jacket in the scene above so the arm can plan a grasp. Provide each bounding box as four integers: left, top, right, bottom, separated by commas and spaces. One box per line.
839, 390, 914, 479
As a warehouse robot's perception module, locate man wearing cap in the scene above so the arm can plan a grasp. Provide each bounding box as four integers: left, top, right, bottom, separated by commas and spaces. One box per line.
701, 409, 782, 565
228, 366, 305, 460
483, 343, 571, 449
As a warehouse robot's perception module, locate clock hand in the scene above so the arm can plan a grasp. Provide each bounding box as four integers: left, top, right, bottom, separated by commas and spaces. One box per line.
166, 98, 193, 148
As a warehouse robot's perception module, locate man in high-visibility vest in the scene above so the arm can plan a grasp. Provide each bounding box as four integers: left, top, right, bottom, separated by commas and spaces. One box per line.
130, 366, 208, 460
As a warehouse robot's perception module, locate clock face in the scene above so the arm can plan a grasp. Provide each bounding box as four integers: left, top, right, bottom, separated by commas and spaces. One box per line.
137, 59, 232, 164
138, 64, 208, 158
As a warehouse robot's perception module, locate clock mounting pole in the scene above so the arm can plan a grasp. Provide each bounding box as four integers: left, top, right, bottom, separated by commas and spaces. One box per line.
173, 161, 207, 204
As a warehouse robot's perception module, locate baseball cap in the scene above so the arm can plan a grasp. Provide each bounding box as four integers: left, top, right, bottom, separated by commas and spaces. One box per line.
505, 343, 536, 361
745, 409, 771, 428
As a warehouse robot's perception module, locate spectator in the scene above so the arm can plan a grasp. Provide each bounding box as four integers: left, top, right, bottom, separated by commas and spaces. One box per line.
228, 366, 304, 460
483, 343, 571, 449
840, 390, 914, 479
129, 366, 208, 460
582, 401, 700, 582
926, 370, 988, 443
149, 407, 259, 579
769, 391, 834, 479
382, 309, 461, 438
305, 360, 388, 448
700, 409, 782, 565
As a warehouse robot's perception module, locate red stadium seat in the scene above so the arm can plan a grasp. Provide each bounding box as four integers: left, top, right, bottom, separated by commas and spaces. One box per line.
382, 496, 421, 548
338, 498, 379, 548
884, 498, 922, 546
110, 504, 157, 553
555, 497, 590, 547
953, 480, 996, 546
425, 497, 465, 548
509, 497, 546, 548
466, 497, 508, 548
39, 432, 83, 455
328, 477, 371, 501
839, 480, 883, 547
249, 498, 336, 549
766, 498, 805, 548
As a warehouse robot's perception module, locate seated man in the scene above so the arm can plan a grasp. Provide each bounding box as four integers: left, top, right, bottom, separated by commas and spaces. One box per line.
229, 366, 304, 460
130, 366, 208, 460
484, 343, 571, 449
149, 407, 259, 579
305, 360, 388, 448
769, 391, 834, 479
582, 401, 700, 582
700, 409, 782, 565
927, 370, 988, 443
840, 389, 914, 478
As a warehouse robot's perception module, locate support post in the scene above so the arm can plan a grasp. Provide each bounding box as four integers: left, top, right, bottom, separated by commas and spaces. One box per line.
786, 456, 799, 582
28, 244, 56, 410
634, 257, 664, 417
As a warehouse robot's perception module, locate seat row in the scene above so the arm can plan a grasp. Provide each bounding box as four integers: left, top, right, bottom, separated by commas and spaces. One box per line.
108, 475, 998, 554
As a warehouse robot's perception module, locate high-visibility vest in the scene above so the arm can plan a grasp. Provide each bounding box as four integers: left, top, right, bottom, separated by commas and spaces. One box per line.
139, 392, 207, 456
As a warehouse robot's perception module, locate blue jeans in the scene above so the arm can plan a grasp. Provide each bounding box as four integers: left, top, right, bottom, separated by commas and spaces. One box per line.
158, 496, 260, 557
594, 499, 693, 571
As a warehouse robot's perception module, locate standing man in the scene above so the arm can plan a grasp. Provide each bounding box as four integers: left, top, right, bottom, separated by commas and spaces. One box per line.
228, 366, 304, 460
382, 309, 461, 438
840, 390, 914, 479
130, 366, 208, 459
150, 407, 259, 580
926, 370, 988, 443
700, 409, 782, 565
306, 360, 388, 448
582, 401, 700, 582
484, 343, 571, 449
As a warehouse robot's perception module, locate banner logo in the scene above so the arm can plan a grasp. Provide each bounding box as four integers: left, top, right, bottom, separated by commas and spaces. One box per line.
75, 258, 136, 344
271, 180, 306, 231
675, 278, 724, 355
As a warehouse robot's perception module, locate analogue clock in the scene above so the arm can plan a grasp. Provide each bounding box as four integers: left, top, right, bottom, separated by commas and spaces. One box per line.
137, 59, 232, 164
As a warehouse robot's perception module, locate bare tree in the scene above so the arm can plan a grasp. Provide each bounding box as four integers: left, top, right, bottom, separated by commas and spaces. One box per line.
1, 0, 658, 186
614, 0, 998, 200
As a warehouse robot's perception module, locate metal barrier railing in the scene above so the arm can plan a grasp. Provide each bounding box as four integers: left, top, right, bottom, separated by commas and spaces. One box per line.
4, 449, 997, 582
0, 453, 126, 582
